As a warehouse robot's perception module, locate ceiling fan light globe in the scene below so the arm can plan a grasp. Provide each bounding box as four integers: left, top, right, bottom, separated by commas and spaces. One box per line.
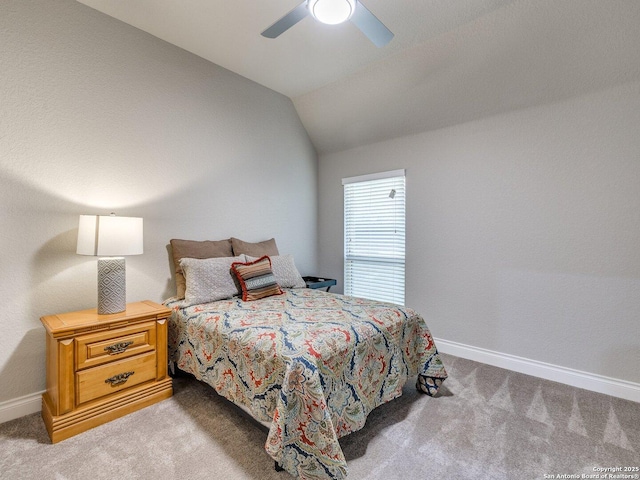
308, 0, 357, 25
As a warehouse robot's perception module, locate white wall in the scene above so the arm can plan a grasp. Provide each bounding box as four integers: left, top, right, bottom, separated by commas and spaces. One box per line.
318, 81, 640, 387
295, 1, 640, 155
0, 0, 317, 405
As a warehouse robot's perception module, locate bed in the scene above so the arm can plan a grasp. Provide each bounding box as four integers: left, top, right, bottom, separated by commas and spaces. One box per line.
164, 238, 447, 479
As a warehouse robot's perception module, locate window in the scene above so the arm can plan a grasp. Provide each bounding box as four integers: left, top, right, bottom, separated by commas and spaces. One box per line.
343, 169, 405, 305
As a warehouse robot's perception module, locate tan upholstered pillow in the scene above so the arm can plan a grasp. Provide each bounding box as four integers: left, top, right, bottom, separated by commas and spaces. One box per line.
231, 237, 279, 257
231, 256, 284, 301
170, 238, 233, 298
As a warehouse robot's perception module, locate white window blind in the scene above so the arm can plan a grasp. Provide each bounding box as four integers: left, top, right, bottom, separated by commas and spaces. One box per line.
343, 169, 405, 305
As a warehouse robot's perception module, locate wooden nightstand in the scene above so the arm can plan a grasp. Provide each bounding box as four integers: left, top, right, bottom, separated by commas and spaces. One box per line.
40, 300, 173, 443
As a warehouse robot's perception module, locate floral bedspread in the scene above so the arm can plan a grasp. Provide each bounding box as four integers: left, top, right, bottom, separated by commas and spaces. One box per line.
165, 288, 447, 479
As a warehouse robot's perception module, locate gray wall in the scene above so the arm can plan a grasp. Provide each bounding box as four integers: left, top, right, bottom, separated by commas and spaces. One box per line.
318, 82, 640, 384
0, 0, 317, 403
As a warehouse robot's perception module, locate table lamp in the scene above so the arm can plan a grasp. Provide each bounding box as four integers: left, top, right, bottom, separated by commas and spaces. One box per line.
76, 214, 143, 314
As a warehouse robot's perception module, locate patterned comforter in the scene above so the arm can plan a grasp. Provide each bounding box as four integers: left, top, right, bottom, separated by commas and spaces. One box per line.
166, 288, 447, 479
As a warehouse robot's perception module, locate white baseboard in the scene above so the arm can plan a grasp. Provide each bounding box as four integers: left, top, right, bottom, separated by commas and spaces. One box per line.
0, 391, 44, 425
435, 337, 640, 403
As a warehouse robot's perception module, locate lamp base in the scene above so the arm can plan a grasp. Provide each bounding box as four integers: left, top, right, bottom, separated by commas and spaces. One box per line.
97, 257, 126, 315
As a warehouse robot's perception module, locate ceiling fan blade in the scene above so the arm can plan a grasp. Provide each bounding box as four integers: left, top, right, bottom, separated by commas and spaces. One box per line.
350, 2, 394, 47
261, 2, 309, 39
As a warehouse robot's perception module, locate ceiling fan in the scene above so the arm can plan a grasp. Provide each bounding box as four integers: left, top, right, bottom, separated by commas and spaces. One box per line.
261, 0, 394, 48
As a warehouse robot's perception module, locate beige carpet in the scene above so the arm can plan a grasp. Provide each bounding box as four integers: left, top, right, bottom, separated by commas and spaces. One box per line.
1, 353, 638, 479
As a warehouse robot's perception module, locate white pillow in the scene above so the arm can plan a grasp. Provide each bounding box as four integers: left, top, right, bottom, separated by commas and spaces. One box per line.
180, 256, 245, 306
245, 254, 306, 289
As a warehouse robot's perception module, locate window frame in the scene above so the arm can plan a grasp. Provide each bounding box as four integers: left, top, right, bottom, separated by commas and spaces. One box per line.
342, 169, 406, 305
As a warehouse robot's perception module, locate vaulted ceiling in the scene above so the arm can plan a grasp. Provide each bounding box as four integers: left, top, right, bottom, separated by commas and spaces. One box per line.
76, 0, 640, 154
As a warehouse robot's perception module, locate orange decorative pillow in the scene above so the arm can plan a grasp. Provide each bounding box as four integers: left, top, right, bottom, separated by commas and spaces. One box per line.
231, 256, 284, 301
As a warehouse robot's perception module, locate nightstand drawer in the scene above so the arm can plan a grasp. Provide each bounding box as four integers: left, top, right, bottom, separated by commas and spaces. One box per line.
75, 321, 156, 370
76, 352, 157, 405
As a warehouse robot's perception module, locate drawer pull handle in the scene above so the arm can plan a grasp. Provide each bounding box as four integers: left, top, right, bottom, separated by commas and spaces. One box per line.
104, 341, 134, 355
105, 371, 134, 386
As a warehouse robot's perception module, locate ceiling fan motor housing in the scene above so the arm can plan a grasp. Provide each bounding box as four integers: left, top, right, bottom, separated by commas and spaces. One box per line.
308, 0, 357, 25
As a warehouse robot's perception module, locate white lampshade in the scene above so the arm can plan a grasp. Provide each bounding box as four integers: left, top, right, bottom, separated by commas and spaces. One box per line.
77, 215, 143, 256
308, 0, 356, 25
77, 214, 143, 315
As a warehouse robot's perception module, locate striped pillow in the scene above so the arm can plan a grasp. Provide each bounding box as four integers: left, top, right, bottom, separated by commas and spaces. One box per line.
231, 256, 284, 301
